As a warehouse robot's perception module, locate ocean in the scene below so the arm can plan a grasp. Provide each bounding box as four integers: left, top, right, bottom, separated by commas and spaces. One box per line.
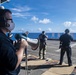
10, 33, 76, 41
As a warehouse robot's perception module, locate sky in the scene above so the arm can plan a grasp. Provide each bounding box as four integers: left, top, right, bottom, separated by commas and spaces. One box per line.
1, 0, 76, 33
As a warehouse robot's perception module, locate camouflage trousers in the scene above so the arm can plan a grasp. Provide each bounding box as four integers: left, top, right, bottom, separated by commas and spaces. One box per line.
39, 44, 47, 59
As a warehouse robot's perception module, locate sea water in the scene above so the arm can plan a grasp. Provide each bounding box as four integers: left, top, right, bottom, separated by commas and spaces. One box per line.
10, 33, 76, 41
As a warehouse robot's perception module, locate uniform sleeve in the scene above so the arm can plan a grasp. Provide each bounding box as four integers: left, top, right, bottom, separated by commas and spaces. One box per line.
0, 42, 18, 71
59, 35, 61, 41
59, 35, 63, 44
70, 35, 73, 41
38, 34, 41, 39
45, 35, 48, 38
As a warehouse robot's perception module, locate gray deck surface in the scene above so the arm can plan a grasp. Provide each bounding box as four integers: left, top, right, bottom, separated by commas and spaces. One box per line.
19, 40, 76, 75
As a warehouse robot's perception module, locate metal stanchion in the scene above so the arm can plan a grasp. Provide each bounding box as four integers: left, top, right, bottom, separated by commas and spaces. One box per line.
25, 48, 28, 75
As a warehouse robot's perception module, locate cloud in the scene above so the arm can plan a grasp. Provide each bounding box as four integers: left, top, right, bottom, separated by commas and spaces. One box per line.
41, 12, 49, 15
11, 6, 31, 12
17, 28, 25, 32
12, 13, 24, 17
11, 8, 22, 12
69, 28, 76, 32
39, 18, 51, 24
11, 6, 31, 18
18, 6, 31, 12
38, 28, 42, 31
46, 28, 52, 32
63, 21, 76, 27
31, 17, 52, 24
72, 22, 76, 26
31, 16, 39, 23
63, 21, 72, 27
37, 28, 52, 32
47, 28, 52, 32
12, 12, 30, 18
